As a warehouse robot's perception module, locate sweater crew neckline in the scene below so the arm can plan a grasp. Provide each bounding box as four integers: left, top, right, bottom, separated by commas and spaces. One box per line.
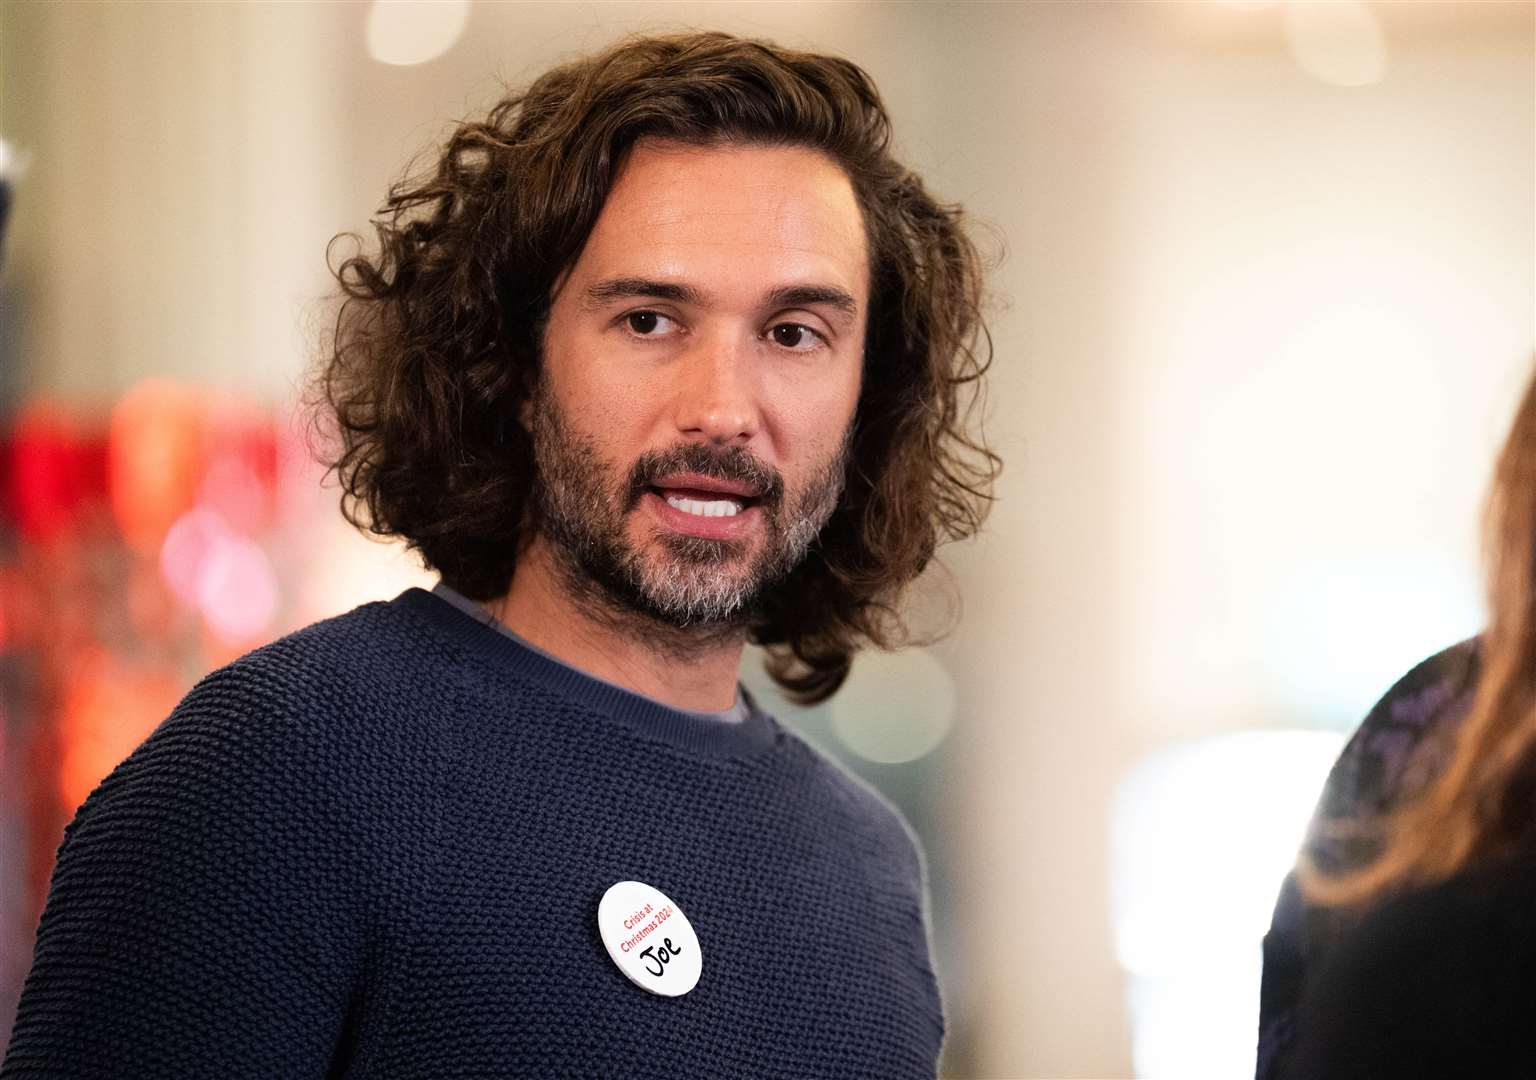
395, 587, 779, 761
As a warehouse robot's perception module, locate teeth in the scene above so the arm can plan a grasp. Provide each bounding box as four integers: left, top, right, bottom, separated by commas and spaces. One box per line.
665, 495, 743, 518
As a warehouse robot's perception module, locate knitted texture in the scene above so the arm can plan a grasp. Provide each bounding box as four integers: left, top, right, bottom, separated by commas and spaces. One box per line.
3, 589, 944, 1079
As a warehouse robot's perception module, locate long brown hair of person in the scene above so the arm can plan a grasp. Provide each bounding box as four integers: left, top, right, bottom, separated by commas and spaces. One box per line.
310, 32, 1001, 704
1301, 369, 1536, 905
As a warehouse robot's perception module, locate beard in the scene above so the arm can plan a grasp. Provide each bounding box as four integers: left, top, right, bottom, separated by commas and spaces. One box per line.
529, 380, 848, 631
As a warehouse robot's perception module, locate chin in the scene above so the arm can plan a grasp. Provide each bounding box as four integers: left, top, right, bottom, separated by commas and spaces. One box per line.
630, 558, 764, 627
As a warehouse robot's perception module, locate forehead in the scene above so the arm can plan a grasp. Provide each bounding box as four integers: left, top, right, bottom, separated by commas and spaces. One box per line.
568, 139, 869, 300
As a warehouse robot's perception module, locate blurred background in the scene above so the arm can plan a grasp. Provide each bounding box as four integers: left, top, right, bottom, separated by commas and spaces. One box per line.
0, 2, 1531, 1076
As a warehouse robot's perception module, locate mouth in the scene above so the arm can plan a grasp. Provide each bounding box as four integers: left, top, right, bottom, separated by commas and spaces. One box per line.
647, 472, 765, 519
641, 472, 766, 539
650, 487, 758, 519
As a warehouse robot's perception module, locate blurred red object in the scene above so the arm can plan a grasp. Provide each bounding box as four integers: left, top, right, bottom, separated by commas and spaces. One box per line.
5, 400, 109, 544
3, 382, 295, 926
199, 398, 279, 535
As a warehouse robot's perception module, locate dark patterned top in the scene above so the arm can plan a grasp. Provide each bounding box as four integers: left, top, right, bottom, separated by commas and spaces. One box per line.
3, 588, 944, 1079
1256, 639, 1480, 1080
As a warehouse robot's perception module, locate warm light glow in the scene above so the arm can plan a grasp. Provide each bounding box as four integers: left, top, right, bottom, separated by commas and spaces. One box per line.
295, 512, 436, 623
109, 381, 205, 554
197, 533, 278, 643
160, 507, 279, 643
159, 508, 229, 609
1284, 0, 1387, 87
366, 0, 470, 67
198, 403, 278, 534
829, 647, 956, 764
199, 451, 272, 535
56, 648, 181, 812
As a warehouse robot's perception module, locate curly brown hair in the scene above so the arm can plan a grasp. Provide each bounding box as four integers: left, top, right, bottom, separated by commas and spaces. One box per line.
316, 31, 999, 703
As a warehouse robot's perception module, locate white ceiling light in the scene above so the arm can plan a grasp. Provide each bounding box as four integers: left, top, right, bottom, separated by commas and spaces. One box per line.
366, 0, 471, 68
1283, 0, 1388, 87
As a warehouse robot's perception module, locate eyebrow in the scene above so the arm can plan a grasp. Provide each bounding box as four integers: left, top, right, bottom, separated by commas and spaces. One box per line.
582, 278, 861, 327
765, 285, 859, 326
583, 278, 704, 308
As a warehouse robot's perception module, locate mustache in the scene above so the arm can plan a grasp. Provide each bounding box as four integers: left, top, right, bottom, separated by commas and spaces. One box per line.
625, 443, 785, 510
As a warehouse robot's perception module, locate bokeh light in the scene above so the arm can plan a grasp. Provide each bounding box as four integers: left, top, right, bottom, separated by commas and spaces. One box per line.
197, 532, 278, 644
160, 507, 229, 609
7, 402, 106, 544
1111, 730, 1345, 1078
366, 1, 471, 67
1284, 0, 1387, 87
830, 647, 957, 764
56, 647, 181, 813
108, 380, 204, 554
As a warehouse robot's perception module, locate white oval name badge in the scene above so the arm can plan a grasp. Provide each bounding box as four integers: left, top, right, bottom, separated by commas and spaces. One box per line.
597, 880, 702, 997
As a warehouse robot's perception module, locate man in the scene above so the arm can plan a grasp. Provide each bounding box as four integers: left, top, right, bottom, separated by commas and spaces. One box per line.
3, 32, 996, 1078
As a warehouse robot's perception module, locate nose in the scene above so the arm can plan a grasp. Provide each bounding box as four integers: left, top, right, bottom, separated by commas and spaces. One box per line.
670, 333, 760, 446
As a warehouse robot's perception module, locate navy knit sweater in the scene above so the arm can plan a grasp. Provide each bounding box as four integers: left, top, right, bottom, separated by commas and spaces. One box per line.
3, 589, 944, 1078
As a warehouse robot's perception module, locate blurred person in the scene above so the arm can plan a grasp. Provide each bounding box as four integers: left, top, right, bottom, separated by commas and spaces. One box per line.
1257, 369, 1536, 1078
1, 32, 997, 1079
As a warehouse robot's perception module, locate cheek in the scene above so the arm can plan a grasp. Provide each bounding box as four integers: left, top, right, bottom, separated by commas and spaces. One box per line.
774, 370, 861, 468
811, 358, 862, 429
542, 332, 655, 453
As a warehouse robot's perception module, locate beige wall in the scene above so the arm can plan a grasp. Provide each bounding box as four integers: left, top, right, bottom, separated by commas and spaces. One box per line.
3, 1, 350, 401
4, 3, 1532, 1076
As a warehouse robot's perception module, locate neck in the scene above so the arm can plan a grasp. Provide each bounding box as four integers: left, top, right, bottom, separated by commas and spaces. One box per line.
489, 540, 747, 712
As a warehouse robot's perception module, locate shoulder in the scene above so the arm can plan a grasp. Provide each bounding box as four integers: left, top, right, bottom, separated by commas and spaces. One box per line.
174, 589, 462, 740
774, 724, 928, 879
206, 590, 457, 708
70, 594, 458, 836
11, 614, 423, 1076
1362, 636, 1478, 742
1260, 640, 1483, 1078
1309, 638, 1480, 857
149, 601, 400, 745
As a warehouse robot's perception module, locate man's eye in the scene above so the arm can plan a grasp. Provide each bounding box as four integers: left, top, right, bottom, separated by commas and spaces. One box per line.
769, 323, 823, 351
625, 311, 676, 336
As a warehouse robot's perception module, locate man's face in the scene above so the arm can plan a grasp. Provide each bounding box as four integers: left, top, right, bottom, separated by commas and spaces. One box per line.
532, 140, 869, 628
